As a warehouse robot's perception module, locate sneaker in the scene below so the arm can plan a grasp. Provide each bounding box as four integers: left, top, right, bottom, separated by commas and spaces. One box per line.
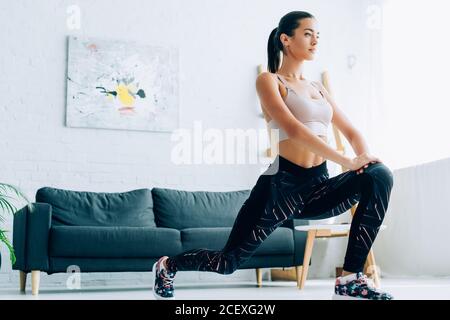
332, 272, 393, 300
152, 256, 176, 300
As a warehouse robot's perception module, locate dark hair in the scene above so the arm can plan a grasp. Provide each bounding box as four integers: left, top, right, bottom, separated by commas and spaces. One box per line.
267, 11, 315, 73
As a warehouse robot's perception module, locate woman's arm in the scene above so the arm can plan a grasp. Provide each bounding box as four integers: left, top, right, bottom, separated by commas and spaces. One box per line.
313, 81, 369, 156
348, 132, 370, 156
256, 73, 352, 168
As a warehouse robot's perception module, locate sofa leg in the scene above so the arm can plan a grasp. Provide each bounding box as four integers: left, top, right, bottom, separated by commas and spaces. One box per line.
31, 270, 40, 295
19, 271, 27, 292
256, 268, 262, 287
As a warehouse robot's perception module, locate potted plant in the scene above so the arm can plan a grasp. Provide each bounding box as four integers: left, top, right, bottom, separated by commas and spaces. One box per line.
0, 183, 30, 268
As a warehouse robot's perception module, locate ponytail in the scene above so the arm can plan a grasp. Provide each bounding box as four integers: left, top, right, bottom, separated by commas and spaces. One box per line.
267, 27, 281, 73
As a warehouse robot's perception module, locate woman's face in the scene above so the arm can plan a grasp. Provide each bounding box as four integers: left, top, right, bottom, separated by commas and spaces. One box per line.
281, 18, 320, 61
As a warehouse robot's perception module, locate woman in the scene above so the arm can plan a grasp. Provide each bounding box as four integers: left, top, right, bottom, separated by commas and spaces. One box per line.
153, 11, 394, 300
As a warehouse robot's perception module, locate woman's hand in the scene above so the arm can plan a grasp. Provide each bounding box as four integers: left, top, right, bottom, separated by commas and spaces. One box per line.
346, 152, 382, 174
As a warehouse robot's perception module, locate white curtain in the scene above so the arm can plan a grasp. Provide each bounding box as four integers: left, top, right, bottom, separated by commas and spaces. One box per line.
309, 0, 450, 279
373, 0, 450, 277
380, 0, 450, 170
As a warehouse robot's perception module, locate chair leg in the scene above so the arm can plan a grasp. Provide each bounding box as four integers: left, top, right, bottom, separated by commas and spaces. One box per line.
299, 230, 316, 290
295, 266, 303, 288
31, 270, 40, 295
19, 271, 27, 292
256, 268, 262, 287
364, 249, 381, 288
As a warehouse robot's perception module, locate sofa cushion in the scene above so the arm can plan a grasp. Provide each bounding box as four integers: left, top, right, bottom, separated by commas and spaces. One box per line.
49, 226, 181, 258
36, 187, 156, 227
152, 188, 251, 229
49, 257, 168, 273
181, 227, 294, 256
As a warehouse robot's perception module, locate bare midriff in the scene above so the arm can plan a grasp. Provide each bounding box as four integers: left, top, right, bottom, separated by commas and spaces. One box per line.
276, 137, 327, 168
261, 76, 327, 169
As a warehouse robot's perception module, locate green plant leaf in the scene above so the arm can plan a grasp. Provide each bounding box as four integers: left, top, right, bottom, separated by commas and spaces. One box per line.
0, 197, 17, 214
0, 183, 30, 203
0, 229, 16, 266
0, 183, 30, 221
0, 183, 29, 265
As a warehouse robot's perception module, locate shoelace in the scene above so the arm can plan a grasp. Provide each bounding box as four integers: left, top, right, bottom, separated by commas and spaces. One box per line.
162, 276, 173, 288
160, 271, 174, 288
358, 275, 393, 298
357, 274, 376, 289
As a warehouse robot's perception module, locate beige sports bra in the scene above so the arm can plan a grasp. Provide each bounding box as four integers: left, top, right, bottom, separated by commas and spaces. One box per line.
267, 74, 333, 141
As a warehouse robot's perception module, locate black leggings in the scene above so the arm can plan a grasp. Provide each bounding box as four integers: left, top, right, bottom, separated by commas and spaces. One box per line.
166, 155, 394, 275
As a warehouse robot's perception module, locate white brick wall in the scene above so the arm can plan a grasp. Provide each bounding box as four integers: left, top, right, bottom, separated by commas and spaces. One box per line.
0, 0, 381, 290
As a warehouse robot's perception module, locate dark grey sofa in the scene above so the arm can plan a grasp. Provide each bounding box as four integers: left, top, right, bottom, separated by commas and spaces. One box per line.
12, 186, 308, 295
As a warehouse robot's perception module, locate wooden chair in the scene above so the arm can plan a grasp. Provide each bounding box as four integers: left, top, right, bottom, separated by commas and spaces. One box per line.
255, 65, 382, 289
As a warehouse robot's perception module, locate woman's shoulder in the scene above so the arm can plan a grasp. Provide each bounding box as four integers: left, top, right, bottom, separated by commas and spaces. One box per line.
257, 72, 288, 88
256, 72, 288, 100
256, 71, 278, 82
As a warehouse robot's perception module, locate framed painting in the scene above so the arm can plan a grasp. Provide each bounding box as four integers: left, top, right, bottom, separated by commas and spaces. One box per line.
66, 36, 179, 132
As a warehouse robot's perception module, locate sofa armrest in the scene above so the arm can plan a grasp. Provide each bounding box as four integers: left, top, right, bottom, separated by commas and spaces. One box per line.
13, 203, 52, 272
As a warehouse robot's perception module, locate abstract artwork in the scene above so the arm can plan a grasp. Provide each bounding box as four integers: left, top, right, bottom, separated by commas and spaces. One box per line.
66, 36, 179, 131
